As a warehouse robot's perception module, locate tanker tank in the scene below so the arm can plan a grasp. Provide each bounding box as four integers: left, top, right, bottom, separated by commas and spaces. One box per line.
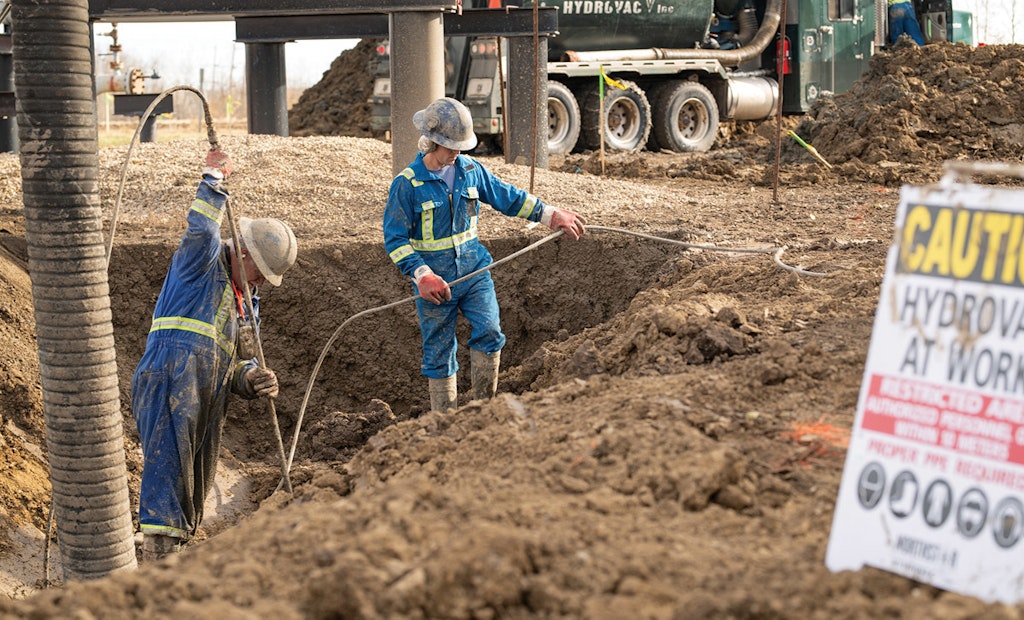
532, 0, 715, 60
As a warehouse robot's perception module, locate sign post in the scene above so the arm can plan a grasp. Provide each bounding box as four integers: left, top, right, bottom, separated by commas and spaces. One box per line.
828, 162, 1024, 604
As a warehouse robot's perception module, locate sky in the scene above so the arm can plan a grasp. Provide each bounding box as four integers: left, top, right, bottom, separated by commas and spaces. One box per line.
961, 0, 1023, 44
94, 3, 1019, 94
92, 21, 359, 90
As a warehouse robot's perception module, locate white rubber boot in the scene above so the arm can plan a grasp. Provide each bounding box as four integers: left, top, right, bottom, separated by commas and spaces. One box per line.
428, 375, 458, 412
470, 349, 501, 401
142, 533, 183, 563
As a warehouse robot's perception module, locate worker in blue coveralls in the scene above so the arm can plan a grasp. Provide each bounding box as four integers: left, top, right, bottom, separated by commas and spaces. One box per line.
132, 148, 298, 562
384, 97, 586, 413
888, 0, 925, 46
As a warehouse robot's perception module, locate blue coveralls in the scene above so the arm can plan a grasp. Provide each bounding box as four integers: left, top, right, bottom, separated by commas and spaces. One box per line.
888, 0, 925, 46
383, 152, 547, 379
132, 175, 260, 540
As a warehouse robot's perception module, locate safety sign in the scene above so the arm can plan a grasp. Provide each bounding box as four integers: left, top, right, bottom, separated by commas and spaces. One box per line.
827, 163, 1024, 604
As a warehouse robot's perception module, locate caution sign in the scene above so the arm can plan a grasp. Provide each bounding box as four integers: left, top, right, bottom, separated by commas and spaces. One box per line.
827, 172, 1024, 604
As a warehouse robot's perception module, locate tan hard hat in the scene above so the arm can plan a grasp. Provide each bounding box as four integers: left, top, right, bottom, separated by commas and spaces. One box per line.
239, 217, 297, 287
413, 97, 478, 151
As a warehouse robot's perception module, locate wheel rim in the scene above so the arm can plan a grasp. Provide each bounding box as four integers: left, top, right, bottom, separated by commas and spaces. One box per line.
548, 99, 569, 144
676, 97, 711, 144
606, 97, 642, 147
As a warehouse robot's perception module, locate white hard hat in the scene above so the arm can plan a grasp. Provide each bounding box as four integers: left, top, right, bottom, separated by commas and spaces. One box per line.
239, 217, 297, 287
413, 97, 478, 151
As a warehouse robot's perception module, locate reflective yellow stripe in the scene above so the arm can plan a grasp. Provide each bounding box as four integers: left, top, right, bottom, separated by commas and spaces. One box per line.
389, 244, 415, 264
420, 201, 436, 241
190, 198, 223, 224
515, 194, 538, 219
212, 281, 235, 354
151, 316, 216, 338
411, 219, 478, 252
140, 523, 186, 537
149, 283, 236, 355
398, 167, 423, 187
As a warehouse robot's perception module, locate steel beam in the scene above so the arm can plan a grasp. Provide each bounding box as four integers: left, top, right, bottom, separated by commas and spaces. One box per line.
445, 7, 557, 37
389, 11, 445, 176
505, 36, 547, 169
247, 43, 289, 136
234, 8, 558, 42
0, 34, 14, 150
88, 0, 458, 20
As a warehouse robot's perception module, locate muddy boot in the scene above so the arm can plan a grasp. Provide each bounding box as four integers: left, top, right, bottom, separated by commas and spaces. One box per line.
428, 375, 457, 412
142, 533, 183, 563
470, 349, 500, 401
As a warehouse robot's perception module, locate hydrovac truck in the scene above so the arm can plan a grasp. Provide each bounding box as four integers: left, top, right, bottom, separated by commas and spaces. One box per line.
370, 0, 969, 155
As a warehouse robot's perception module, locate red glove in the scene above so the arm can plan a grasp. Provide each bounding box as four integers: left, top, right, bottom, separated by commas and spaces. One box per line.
545, 207, 586, 240
204, 148, 233, 179
414, 266, 451, 305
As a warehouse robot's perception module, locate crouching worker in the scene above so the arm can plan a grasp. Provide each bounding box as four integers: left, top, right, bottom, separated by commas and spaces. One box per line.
383, 97, 586, 413
132, 148, 297, 562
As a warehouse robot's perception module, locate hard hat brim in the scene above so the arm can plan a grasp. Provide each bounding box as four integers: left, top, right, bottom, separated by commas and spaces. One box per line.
423, 130, 478, 152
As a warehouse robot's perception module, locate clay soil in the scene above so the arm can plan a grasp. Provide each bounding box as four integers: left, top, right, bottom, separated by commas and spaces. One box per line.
0, 39, 1022, 618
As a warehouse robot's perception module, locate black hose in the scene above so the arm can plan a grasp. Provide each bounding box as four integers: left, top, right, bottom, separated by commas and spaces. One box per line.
13, 0, 137, 580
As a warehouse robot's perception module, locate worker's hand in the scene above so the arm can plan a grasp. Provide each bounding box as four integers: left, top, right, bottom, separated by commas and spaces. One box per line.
414, 265, 451, 305
246, 367, 279, 398
203, 148, 233, 179
543, 206, 586, 241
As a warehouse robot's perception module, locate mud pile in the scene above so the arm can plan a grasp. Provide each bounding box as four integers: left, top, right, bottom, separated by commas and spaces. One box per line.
796, 41, 1024, 167
288, 38, 379, 138
288, 39, 1024, 189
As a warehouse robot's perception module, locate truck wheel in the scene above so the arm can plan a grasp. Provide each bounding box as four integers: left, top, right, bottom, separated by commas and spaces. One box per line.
581, 79, 651, 152
652, 80, 720, 152
547, 81, 581, 156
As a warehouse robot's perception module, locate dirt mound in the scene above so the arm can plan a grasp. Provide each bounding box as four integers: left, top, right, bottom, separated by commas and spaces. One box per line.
555, 43, 1024, 188
0, 79, 1022, 613
286, 37, 1024, 191
795, 42, 1024, 173
288, 38, 379, 137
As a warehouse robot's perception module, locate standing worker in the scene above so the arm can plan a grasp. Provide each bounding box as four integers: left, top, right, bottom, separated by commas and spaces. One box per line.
383, 97, 586, 413
888, 0, 925, 46
132, 148, 298, 561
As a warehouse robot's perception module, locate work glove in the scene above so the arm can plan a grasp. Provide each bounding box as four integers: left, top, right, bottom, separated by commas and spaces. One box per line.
541, 206, 586, 241
414, 265, 451, 305
246, 366, 279, 399
203, 147, 233, 180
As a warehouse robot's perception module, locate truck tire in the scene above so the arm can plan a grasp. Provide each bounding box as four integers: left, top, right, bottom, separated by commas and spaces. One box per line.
547, 81, 581, 156
581, 79, 651, 152
652, 80, 720, 153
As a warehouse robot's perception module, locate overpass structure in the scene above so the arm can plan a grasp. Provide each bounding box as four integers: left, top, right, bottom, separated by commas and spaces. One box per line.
0, 1, 558, 172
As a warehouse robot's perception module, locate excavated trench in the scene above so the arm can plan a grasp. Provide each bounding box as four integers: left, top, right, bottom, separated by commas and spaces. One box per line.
106, 233, 685, 483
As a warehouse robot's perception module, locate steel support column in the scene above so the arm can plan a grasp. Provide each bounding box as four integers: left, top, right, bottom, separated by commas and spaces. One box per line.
0, 33, 15, 153
246, 42, 289, 136
505, 35, 548, 169
389, 11, 445, 176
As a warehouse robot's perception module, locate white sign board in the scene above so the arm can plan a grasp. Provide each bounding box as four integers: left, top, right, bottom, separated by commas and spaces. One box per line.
827, 179, 1024, 604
